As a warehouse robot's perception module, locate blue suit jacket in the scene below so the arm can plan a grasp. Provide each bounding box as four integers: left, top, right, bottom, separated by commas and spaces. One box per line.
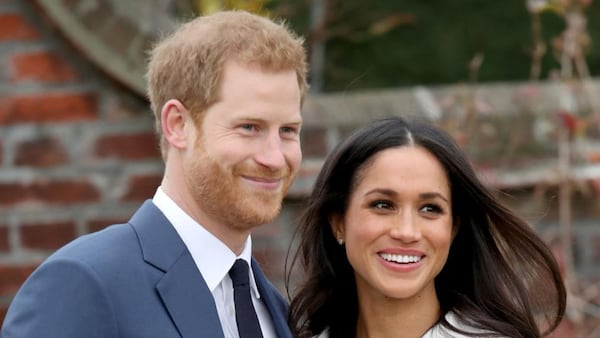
1, 201, 292, 338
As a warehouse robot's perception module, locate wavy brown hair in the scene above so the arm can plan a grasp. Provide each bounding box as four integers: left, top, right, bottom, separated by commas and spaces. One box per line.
286, 117, 566, 338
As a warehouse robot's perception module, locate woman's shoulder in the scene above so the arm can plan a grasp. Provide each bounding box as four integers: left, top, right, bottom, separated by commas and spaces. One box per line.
422, 311, 508, 338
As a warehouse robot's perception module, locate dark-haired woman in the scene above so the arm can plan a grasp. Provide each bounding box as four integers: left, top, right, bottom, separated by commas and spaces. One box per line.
287, 117, 566, 338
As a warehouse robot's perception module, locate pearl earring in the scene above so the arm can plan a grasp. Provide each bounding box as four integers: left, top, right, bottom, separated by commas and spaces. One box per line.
337, 238, 344, 245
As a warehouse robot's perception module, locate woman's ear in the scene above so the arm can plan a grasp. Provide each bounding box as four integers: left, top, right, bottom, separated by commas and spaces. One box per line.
329, 213, 345, 245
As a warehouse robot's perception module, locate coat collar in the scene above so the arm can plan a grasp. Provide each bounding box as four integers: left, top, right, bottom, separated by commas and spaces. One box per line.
130, 200, 224, 338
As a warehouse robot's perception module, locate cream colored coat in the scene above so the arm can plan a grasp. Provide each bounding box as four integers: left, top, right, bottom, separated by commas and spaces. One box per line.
316, 311, 505, 338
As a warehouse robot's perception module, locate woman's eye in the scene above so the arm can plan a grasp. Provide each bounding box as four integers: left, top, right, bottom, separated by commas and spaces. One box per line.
370, 200, 392, 210
420, 204, 443, 214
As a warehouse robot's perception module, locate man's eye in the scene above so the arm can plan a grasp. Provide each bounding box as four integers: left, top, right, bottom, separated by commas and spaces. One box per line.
241, 124, 256, 131
280, 126, 298, 134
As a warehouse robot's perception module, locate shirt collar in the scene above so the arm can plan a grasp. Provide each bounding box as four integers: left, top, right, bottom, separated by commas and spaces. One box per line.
152, 187, 260, 298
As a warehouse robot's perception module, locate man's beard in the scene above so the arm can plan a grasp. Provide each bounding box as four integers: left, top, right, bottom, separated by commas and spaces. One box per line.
185, 152, 295, 230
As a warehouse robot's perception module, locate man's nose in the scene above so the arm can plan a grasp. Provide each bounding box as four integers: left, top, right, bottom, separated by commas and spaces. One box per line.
254, 131, 286, 170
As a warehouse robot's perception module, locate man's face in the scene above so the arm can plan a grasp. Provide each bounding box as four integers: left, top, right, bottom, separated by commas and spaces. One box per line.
184, 61, 302, 234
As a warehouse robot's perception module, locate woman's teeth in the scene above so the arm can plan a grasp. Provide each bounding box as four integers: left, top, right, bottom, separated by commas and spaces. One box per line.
379, 253, 422, 264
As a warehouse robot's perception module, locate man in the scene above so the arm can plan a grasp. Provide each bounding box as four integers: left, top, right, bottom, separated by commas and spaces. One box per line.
1, 10, 307, 338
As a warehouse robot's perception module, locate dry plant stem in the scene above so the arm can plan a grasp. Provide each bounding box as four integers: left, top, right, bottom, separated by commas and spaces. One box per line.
557, 8, 579, 331
309, 0, 327, 93
558, 126, 574, 287
530, 12, 544, 81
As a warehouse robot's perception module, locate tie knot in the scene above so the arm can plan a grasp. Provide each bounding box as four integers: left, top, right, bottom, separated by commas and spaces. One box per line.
229, 259, 250, 287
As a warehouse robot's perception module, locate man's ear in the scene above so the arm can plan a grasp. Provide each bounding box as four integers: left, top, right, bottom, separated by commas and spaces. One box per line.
329, 213, 344, 242
161, 99, 192, 150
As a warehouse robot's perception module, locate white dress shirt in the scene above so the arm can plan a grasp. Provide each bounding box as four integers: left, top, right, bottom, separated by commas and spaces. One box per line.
153, 187, 276, 338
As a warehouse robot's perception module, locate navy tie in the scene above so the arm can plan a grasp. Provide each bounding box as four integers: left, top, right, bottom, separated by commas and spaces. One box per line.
229, 259, 263, 338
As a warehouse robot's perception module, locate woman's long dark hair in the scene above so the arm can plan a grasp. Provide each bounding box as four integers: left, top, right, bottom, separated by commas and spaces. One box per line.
286, 117, 566, 338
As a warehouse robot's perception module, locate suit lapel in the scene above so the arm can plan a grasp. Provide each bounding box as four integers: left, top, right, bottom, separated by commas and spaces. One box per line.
130, 201, 224, 338
252, 259, 293, 338
156, 253, 224, 338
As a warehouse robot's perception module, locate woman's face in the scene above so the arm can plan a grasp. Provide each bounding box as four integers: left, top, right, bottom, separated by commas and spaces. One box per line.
332, 146, 453, 305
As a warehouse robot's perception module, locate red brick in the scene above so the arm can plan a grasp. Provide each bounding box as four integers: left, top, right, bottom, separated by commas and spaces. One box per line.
0, 226, 8, 252
33, 179, 101, 204
0, 264, 38, 297
121, 174, 162, 202
20, 221, 76, 250
0, 93, 97, 125
94, 132, 160, 160
10, 51, 79, 83
0, 14, 39, 41
87, 217, 128, 233
14, 136, 69, 168
0, 303, 7, 330
0, 183, 29, 205
0, 179, 100, 206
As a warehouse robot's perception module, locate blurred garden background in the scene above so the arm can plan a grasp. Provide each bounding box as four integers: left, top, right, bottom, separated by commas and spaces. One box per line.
1, 0, 600, 336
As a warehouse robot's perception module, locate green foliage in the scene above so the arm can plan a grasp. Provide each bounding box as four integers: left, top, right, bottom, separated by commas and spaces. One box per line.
272, 0, 600, 92
193, 0, 273, 15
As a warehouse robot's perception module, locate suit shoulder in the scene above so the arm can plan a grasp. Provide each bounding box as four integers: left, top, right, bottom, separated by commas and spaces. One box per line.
47, 223, 140, 271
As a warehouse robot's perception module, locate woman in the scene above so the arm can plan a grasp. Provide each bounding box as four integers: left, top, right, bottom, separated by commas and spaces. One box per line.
286, 117, 566, 338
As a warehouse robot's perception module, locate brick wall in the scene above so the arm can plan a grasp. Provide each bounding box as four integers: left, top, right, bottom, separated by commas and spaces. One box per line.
0, 0, 164, 320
